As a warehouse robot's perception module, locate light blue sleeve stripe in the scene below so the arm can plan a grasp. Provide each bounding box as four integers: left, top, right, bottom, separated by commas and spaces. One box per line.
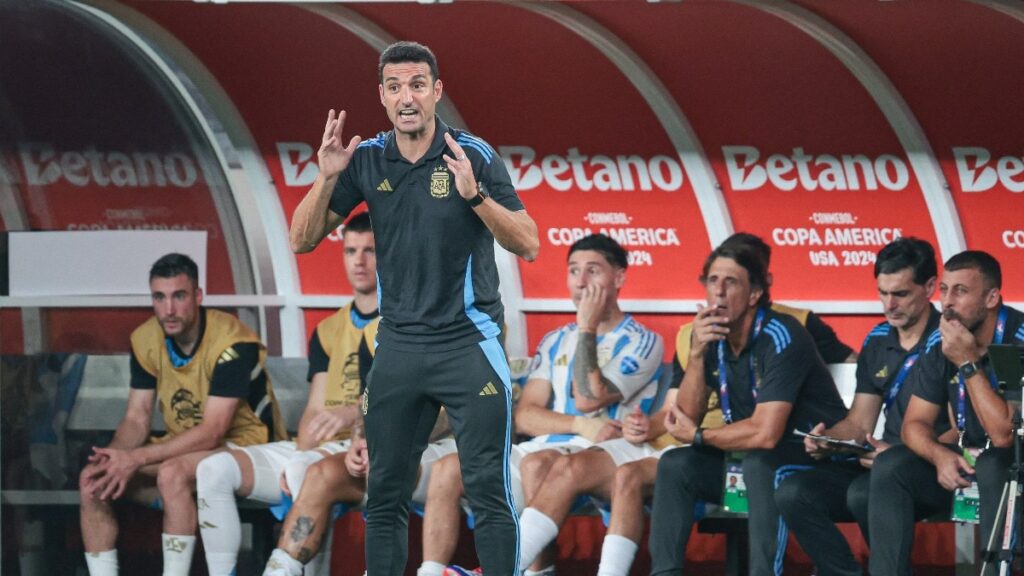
457, 133, 496, 156
456, 140, 493, 164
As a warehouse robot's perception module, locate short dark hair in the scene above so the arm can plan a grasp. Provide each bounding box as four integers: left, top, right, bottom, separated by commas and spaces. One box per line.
944, 250, 1002, 290
874, 237, 936, 285
379, 41, 439, 84
720, 232, 771, 269
150, 253, 199, 286
568, 234, 628, 270
700, 239, 771, 308
343, 211, 373, 236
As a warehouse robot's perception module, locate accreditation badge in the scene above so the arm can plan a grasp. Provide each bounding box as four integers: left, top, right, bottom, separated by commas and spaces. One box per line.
951, 481, 980, 524
722, 453, 748, 513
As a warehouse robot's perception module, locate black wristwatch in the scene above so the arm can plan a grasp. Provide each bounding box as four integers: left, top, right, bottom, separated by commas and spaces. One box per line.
958, 360, 980, 380
693, 427, 705, 447
466, 185, 487, 207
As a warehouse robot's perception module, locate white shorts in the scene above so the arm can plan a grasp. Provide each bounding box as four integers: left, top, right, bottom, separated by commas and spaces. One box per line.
593, 438, 673, 467
236, 440, 349, 503
410, 438, 459, 504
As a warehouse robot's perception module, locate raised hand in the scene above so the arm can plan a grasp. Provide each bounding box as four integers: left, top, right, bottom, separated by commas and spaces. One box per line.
442, 132, 479, 201
576, 284, 608, 333
690, 303, 730, 359
317, 109, 362, 179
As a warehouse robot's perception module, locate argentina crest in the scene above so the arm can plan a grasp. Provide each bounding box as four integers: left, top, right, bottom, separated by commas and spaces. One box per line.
430, 165, 450, 199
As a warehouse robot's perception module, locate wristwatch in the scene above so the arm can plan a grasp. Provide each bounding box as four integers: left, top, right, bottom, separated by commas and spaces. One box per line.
693, 427, 705, 447
466, 184, 487, 207
958, 360, 980, 380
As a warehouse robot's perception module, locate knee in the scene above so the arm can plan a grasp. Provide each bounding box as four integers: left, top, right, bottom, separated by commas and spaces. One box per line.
655, 448, 689, 483
545, 454, 582, 488
613, 462, 645, 498
429, 454, 463, 497
519, 452, 549, 487
871, 445, 909, 481
302, 457, 348, 501
196, 452, 236, 495
157, 458, 193, 498
773, 476, 808, 512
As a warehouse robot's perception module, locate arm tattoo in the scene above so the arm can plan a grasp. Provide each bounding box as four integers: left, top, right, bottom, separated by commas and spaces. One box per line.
289, 516, 316, 544
574, 332, 600, 400
297, 547, 316, 564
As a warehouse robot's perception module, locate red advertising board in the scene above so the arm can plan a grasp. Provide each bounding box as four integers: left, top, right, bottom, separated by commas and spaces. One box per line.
0, 2, 238, 296
579, 2, 942, 302
795, 0, 1024, 298
134, 3, 390, 296
348, 2, 712, 300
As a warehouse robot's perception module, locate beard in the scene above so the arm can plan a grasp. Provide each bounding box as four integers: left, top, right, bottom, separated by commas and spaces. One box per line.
943, 307, 985, 332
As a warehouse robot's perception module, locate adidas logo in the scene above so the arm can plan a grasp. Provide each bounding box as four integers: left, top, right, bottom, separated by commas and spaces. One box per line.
875, 366, 889, 379
479, 382, 498, 396
377, 178, 393, 192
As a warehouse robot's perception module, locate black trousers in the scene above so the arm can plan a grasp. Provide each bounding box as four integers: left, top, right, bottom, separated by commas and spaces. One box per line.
363, 340, 518, 576
648, 441, 816, 576
775, 460, 866, 576
865, 444, 974, 576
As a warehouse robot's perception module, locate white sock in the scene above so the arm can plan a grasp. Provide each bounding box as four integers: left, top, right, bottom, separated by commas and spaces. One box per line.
418, 560, 446, 576
161, 533, 196, 576
524, 566, 556, 576
264, 548, 304, 576
596, 534, 639, 576
196, 452, 244, 576
84, 549, 118, 576
19, 518, 48, 575
302, 522, 334, 575
518, 508, 559, 570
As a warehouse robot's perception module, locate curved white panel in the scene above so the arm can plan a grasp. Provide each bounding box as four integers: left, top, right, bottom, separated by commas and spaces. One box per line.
735, 0, 966, 263
517, 2, 734, 247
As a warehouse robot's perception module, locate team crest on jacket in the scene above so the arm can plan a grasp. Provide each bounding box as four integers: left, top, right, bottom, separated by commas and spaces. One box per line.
430, 167, 450, 198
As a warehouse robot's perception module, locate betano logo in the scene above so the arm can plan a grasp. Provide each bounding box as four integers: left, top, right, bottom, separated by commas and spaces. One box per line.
275, 142, 1024, 194
723, 146, 910, 191
953, 148, 1024, 193
19, 144, 199, 188
499, 146, 685, 192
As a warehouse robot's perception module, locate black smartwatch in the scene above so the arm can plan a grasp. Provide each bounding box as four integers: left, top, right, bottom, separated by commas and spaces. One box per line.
693, 427, 705, 447
466, 184, 487, 207
958, 360, 980, 380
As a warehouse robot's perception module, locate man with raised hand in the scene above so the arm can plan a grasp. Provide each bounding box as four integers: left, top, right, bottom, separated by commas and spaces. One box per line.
79, 253, 284, 576
593, 231, 855, 576
197, 212, 377, 576
869, 250, 1023, 576
288, 40, 538, 576
775, 237, 949, 576
647, 239, 847, 576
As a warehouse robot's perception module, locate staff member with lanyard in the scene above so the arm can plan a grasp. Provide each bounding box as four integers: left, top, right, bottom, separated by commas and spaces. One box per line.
648, 239, 847, 576
869, 250, 1024, 576
775, 237, 951, 576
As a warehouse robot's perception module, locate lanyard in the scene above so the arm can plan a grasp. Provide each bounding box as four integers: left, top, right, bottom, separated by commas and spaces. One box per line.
883, 351, 921, 411
718, 308, 766, 424
956, 306, 1007, 445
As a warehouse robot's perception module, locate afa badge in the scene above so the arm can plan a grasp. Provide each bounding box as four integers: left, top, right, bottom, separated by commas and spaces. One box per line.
430, 167, 450, 199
